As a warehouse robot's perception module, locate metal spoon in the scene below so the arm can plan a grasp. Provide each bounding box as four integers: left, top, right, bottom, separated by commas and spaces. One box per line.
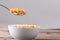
0, 3, 26, 16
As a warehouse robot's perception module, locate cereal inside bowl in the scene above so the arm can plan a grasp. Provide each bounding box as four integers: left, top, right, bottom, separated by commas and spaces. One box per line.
14, 25, 40, 28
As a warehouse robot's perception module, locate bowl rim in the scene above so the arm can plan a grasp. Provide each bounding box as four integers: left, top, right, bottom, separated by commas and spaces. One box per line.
8, 24, 40, 29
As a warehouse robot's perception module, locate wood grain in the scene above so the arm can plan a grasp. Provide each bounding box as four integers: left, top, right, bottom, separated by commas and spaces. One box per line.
0, 28, 60, 40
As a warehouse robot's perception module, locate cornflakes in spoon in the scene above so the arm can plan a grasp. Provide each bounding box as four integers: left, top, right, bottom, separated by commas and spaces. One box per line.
10, 8, 26, 16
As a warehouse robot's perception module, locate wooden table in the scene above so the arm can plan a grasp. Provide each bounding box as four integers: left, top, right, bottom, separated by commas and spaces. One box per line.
0, 28, 60, 40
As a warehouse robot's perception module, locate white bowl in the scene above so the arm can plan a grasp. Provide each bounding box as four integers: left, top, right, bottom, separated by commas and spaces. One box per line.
8, 24, 40, 40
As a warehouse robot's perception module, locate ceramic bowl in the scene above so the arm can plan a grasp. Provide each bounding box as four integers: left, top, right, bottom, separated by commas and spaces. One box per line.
8, 24, 40, 40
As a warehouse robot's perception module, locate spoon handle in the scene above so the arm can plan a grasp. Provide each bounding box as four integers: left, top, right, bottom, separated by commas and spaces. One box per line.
0, 4, 9, 11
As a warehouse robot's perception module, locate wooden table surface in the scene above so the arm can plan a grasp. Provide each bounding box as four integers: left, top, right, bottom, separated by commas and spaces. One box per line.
0, 28, 60, 40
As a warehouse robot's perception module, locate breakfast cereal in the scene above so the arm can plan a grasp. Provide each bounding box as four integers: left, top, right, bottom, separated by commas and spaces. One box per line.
14, 25, 40, 28
10, 8, 26, 16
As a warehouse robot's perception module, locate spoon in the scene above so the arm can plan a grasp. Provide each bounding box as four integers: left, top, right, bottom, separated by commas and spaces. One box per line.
0, 3, 26, 16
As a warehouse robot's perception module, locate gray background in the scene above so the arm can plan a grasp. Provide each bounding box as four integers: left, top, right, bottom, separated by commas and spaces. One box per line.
0, 0, 60, 29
